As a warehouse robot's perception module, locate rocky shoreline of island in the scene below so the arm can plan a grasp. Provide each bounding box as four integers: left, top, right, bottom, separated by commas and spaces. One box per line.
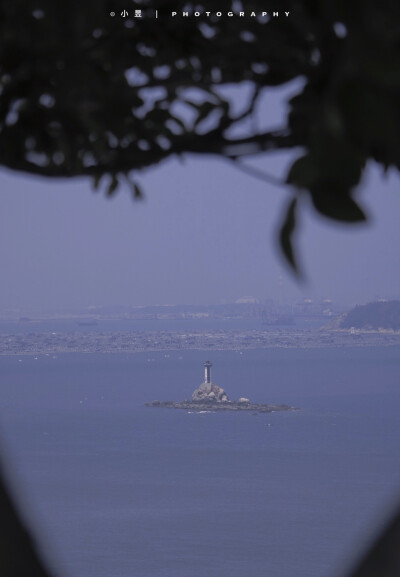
146, 399, 296, 413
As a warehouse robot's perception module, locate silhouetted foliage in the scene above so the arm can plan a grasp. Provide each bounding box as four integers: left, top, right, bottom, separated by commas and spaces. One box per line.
2, 0, 400, 268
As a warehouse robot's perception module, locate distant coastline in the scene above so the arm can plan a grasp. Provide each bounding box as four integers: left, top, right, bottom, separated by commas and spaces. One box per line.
326, 301, 400, 332
0, 327, 399, 355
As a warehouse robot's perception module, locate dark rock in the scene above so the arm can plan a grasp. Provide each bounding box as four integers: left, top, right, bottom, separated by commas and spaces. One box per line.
192, 382, 229, 402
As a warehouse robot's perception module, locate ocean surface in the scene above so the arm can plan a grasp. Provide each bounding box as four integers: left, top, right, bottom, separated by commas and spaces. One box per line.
0, 346, 400, 577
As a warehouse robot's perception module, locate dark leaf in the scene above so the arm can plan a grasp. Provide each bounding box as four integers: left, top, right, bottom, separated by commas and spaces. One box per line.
106, 174, 119, 197
287, 155, 318, 190
133, 182, 143, 200
312, 193, 367, 222
279, 197, 300, 275
92, 173, 102, 191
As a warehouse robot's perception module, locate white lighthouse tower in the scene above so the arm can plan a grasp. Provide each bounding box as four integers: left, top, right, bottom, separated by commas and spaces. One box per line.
204, 361, 212, 384
192, 361, 229, 402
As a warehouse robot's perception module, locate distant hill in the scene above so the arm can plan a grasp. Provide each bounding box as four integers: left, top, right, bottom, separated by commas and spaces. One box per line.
337, 301, 400, 331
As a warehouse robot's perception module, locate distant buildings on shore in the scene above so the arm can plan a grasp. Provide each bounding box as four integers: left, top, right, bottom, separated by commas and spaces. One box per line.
1, 298, 367, 322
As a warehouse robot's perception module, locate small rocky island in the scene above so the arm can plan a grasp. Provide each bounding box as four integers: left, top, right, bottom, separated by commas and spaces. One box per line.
146, 361, 296, 413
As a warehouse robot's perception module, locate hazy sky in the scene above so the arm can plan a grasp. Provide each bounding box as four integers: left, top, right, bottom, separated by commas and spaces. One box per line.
0, 148, 399, 314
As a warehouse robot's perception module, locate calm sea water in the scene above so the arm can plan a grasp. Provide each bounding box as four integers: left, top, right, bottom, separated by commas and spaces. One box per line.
0, 347, 400, 577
